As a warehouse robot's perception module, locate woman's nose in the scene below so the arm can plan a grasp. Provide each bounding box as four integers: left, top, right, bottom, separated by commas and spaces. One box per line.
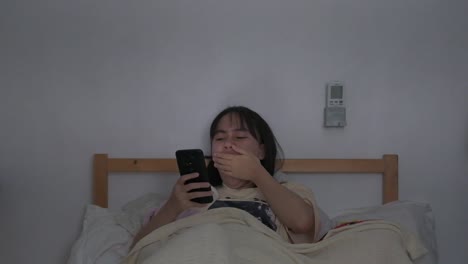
223, 139, 233, 149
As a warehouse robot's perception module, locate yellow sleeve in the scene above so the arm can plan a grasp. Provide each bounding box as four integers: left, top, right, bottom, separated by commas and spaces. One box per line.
277, 182, 322, 243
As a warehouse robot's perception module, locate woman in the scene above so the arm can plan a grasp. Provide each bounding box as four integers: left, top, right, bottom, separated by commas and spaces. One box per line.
131, 106, 322, 248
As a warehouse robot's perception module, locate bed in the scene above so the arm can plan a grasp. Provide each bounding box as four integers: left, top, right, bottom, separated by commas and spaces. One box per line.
67, 153, 437, 264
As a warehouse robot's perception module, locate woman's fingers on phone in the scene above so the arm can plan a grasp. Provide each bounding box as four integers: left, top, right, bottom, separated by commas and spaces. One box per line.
178, 173, 199, 184
184, 182, 211, 192
188, 191, 213, 200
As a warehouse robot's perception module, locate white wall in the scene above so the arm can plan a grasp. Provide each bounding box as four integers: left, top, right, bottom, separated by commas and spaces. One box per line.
1, 0, 467, 263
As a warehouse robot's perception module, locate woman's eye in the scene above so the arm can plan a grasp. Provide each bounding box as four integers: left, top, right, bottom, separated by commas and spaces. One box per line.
214, 138, 225, 141
236, 136, 247, 140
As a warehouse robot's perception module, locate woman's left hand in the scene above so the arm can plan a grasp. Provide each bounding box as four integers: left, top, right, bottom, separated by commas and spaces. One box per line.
213, 145, 264, 182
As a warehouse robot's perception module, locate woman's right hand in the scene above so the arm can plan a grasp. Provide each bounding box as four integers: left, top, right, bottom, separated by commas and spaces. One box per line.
166, 173, 213, 214
131, 173, 211, 249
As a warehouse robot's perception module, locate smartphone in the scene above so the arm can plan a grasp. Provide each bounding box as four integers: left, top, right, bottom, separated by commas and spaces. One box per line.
175, 149, 213, 204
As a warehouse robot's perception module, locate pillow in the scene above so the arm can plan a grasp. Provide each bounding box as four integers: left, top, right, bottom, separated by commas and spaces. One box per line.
68, 194, 166, 264
331, 200, 437, 264
115, 192, 166, 235
67, 205, 131, 264
317, 207, 333, 239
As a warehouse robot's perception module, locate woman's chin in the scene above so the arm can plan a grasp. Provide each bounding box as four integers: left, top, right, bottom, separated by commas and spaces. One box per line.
221, 176, 252, 189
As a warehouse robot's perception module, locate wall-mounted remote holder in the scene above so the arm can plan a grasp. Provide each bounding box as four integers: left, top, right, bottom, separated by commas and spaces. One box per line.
324, 82, 346, 127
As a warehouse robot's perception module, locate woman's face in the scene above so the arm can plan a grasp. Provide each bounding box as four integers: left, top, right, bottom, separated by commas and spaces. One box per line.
211, 113, 265, 189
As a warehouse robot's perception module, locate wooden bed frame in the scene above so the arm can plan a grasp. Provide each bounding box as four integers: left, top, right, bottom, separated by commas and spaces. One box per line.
93, 154, 398, 208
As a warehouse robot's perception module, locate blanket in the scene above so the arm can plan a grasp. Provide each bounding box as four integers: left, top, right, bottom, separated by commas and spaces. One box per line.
124, 208, 427, 264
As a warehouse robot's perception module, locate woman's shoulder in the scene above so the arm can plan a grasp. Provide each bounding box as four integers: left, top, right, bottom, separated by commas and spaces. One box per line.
273, 170, 288, 183
273, 171, 312, 193
279, 181, 316, 200
280, 181, 309, 190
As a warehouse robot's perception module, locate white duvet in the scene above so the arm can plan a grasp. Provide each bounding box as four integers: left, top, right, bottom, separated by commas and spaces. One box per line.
125, 207, 427, 264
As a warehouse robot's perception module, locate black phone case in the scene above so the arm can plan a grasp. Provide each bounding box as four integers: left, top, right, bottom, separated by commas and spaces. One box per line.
175, 149, 213, 204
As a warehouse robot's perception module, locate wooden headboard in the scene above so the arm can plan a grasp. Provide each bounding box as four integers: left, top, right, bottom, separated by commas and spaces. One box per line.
93, 154, 398, 208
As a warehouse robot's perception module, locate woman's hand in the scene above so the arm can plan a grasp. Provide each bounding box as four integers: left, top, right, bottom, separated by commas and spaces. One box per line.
212, 145, 265, 182
166, 173, 213, 214
131, 173, 211, 250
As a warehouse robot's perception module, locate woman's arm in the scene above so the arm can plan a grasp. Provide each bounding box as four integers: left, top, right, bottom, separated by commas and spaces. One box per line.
213, 145, 317, 238
130, 173, 212, 249
130, 201, 180, 248
253, 167, 316, 236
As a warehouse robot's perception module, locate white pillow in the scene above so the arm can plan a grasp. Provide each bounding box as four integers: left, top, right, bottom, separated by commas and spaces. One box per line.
68, 193, 166, 264
67, 205, 131, 264
115, 192, 166, 235
331, 200, 437, 264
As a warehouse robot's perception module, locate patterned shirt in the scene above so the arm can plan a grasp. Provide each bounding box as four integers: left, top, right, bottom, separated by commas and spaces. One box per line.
146, 182, 321, 243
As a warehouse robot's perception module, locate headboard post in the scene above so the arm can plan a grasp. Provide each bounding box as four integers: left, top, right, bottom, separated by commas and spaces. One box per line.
383, 154, 398, 203
93, 154, 109, 208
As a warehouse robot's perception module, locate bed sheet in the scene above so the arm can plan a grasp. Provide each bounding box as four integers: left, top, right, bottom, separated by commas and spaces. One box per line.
67, 194, 436, 264
125, 208, 426, 264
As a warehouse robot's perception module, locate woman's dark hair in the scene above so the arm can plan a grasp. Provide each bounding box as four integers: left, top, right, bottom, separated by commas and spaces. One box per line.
207, 106, 284, 186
